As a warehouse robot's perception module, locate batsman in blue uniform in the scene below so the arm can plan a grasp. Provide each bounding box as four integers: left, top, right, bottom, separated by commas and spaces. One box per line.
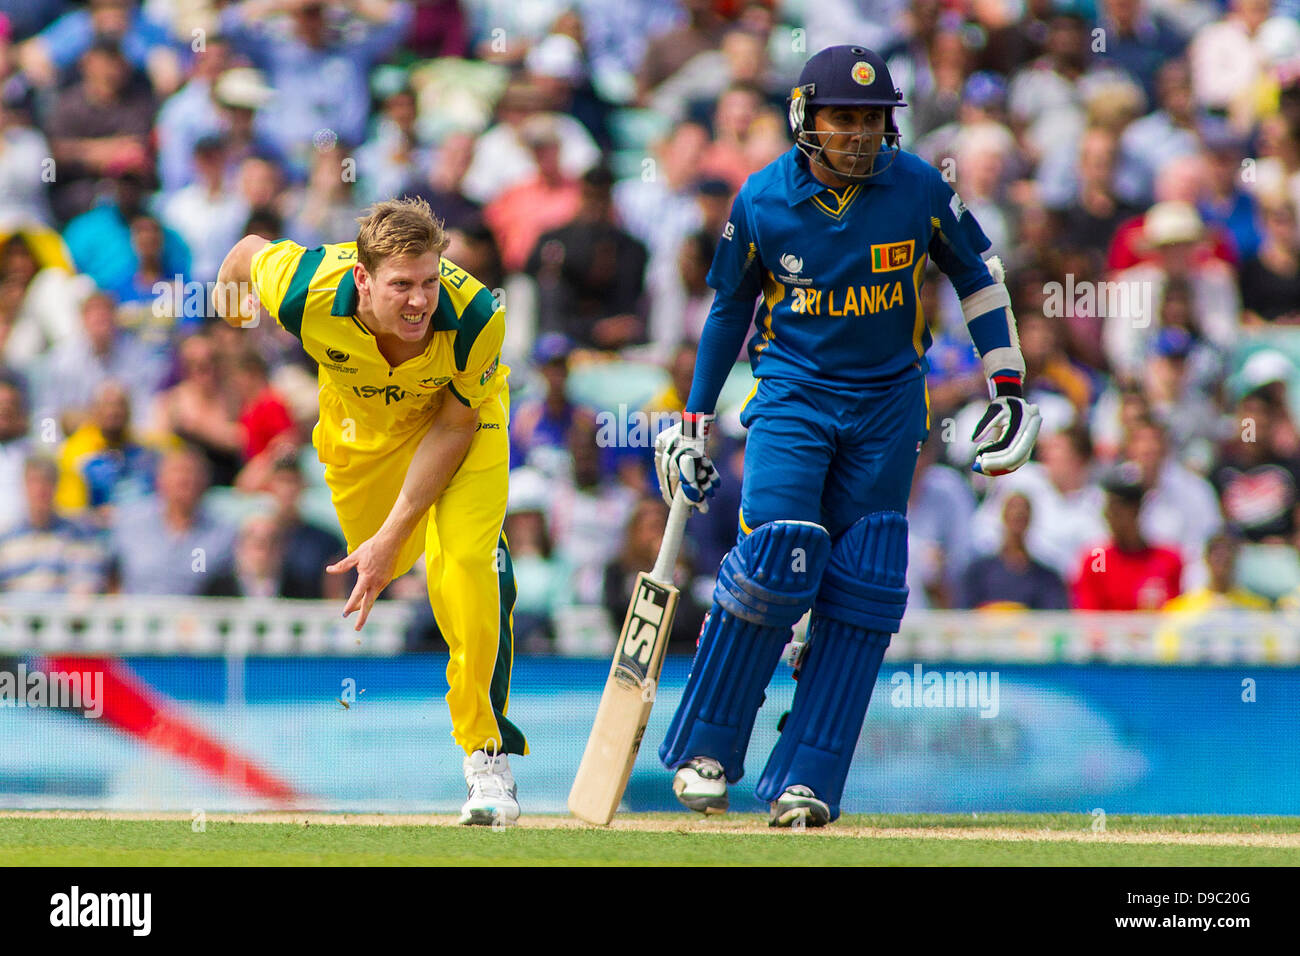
653, 45, 1042, 827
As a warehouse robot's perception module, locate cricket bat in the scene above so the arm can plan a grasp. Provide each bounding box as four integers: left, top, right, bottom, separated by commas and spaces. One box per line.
568, 488, 693, 825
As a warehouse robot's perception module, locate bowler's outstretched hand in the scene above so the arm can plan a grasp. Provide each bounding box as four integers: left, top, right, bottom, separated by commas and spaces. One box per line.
328, 532, 401, 632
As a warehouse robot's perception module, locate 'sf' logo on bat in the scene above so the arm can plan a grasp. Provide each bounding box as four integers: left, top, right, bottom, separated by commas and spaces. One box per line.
621, 583, 667, 668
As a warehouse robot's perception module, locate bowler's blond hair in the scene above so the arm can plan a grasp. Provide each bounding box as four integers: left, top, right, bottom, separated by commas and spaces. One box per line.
355, 197, 449, 273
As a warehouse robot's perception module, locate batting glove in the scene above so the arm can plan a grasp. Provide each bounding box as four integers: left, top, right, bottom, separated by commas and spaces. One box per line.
654, 413, 719, 512
971, 395, 1041, 477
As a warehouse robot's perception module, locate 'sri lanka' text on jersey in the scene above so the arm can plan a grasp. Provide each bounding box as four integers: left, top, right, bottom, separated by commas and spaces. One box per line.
709, 147, 998, 387
250, 240, 506, 437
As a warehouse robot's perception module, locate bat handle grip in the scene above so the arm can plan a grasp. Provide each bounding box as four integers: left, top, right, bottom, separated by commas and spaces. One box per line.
649, 488, 692, 585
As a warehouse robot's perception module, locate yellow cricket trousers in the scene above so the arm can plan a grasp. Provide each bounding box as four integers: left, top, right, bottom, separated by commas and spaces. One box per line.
313, 384, 526, 756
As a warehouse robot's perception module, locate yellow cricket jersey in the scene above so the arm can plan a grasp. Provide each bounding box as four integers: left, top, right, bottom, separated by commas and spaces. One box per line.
250, 239, 507, 451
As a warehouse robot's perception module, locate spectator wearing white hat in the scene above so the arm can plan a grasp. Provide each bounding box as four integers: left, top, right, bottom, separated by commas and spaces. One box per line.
524, 19, 606, 146
1105, 153, 1241, 271
211, 66, 292, 180
466, 0, 569, 64
1104, 200, 1239, 379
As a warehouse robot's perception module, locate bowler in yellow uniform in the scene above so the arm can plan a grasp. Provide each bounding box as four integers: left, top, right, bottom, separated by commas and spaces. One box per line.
215, 197, 523, 825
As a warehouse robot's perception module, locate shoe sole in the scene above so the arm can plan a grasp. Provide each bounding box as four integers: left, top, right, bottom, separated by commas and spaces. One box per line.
458, 807, 520, 826
769, 803, 830, 828
673, 776, 728, 815
676, 793, 729, 815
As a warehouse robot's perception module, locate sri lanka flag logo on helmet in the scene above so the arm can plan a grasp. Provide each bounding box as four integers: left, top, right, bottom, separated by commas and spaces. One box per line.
851, 61, 876, 86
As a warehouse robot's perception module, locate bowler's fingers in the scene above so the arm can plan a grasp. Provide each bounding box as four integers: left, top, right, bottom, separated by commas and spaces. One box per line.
327, 551, 360, 575
341, 576, 366, 618
354, 591, 377, 632
342, 582, 378, 631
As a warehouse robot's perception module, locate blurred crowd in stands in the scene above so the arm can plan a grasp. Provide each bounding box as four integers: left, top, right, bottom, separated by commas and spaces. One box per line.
1, 0, 1300, 652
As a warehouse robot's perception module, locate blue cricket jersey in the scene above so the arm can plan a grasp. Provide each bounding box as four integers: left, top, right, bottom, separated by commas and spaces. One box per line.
688, 146, 1007, 412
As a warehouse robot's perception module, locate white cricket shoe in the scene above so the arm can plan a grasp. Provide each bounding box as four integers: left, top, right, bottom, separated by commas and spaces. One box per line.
769, 785, 830, 828
672, 756, 729, 814
459, 750, 520, 826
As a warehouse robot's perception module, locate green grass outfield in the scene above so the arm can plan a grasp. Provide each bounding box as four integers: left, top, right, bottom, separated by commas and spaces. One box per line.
2, 811, 1299, 865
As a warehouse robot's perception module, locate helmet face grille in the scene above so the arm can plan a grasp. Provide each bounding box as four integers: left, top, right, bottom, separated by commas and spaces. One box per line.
794, 125, 904, 182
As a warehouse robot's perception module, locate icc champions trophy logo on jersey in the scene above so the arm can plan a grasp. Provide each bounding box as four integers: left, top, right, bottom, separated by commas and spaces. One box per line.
321, 347, 357, 375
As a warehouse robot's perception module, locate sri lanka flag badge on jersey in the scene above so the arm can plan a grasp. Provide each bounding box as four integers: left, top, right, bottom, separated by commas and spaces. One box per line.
871, 239, 914, 271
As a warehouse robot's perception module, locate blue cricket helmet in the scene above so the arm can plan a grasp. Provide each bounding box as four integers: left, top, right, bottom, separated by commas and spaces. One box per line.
788, 45, 907, 180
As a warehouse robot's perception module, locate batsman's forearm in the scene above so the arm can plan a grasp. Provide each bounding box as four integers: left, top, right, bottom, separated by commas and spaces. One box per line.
375, 421, 475, 545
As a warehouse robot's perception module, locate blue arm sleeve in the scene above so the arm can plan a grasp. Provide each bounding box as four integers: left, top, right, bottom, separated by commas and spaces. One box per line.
685, 292, 756, 414
686, 193, 762, 414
